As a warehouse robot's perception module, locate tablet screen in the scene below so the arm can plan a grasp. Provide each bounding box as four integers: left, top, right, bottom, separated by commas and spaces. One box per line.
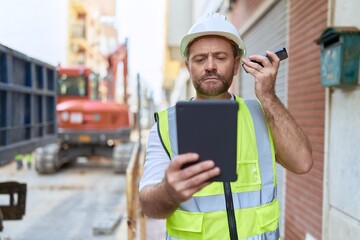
176, 100, 238, 182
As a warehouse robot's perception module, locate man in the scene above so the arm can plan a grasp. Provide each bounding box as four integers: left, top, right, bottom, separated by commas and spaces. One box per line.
25, 153, 32, 169
139, 13, 313, 239
15, 152, 23, 170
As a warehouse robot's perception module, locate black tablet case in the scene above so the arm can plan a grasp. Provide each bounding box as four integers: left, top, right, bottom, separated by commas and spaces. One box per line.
176, 100, 238, 182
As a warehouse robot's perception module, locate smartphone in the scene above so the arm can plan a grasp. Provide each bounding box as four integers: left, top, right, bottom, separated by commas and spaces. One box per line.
271, 47, 288, 61
245, 47, 288, 71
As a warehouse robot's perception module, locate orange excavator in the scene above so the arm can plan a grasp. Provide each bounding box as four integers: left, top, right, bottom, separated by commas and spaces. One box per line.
34, 43, 134, 174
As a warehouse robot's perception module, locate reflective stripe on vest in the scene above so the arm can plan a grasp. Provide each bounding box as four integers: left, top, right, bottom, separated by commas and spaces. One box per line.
167, 228, 280, 240
156, 106, 177, 159
156, 97, 280, 239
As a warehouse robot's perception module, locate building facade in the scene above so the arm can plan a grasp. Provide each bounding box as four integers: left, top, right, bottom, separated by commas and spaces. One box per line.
322, 1, 360, 239
0, 0, 119, 82
165, 0, 360, 239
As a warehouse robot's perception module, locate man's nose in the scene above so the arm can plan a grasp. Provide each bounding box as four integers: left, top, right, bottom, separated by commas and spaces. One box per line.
205, 57, 217, 72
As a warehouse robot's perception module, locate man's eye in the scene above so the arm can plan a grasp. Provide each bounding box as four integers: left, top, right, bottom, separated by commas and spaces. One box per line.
194, 58, 205, 63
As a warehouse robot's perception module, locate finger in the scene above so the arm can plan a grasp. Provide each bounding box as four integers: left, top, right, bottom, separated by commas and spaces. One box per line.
242, 58, 264, 76
241, 61, 250, 73
169, 153, 199, 170
186, 166, 220, 187
242, 57, 265, 72
180, 160, 217, 179
178, 167, 221, 196
265, 51, 280, 68
181, 181, 214, 199
248, 55, 269, 68
242, 59, 257, 74
165, 165, 220, 202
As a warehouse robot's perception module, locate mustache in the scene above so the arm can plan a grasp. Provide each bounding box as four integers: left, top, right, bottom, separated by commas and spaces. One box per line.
201, 72, 222, 81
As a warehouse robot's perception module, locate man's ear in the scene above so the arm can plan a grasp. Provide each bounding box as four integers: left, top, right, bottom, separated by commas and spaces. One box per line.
233, 56, 241, 75
185, 59, 190, 72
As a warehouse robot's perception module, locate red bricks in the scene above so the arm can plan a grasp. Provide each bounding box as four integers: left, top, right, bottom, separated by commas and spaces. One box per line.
286, 0, 327, 239
230, 0, 327, 238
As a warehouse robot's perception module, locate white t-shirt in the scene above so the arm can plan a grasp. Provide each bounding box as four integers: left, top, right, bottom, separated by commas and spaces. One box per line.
139, 123, 170, 191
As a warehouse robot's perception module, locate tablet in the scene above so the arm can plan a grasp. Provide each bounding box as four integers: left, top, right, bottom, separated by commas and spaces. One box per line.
176, 100, 238, 182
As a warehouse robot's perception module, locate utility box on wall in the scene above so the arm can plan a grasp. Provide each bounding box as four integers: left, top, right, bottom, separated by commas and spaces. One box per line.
316, 27, 360, 87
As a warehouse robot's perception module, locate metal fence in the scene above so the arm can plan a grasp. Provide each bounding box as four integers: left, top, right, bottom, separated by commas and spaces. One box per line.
0, 44, 57, 164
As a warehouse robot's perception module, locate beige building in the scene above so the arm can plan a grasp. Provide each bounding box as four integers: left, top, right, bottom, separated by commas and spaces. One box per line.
0, 0, 119, 81
67, 0, 119, 77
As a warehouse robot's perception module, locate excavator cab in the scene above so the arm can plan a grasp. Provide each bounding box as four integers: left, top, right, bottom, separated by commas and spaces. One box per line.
57, 66, 98, 102
34, 66, 133, 174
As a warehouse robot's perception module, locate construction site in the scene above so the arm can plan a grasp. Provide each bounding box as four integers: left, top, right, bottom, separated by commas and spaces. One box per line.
1, 0, 360, 239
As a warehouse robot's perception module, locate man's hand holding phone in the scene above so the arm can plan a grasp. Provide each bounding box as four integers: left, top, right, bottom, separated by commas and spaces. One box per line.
241, 48, 288, 102
242, 48, 288, 73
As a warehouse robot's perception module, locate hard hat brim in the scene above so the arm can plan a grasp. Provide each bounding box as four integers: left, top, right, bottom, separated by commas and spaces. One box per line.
180, 31, 246, 59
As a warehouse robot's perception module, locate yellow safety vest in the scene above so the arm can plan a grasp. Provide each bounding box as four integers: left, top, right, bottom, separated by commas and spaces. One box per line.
25, 154, 32, 163
155, 96, 280, 240
15, 154, 23, 161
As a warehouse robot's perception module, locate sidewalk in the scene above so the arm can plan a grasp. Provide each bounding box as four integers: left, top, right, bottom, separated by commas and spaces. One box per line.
144, 218, 166, 240
117, 215, 166, 240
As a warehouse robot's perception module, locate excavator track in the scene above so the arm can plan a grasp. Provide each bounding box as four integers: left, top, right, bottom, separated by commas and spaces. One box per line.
34, 143, 61, 174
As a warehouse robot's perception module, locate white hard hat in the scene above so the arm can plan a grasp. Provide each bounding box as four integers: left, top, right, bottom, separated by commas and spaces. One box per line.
180, 13, 246, 59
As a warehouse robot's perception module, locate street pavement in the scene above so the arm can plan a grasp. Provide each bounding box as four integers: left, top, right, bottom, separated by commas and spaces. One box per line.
0, 159, 127, 240
0, 128, 167, 240
117, 217, 166, 240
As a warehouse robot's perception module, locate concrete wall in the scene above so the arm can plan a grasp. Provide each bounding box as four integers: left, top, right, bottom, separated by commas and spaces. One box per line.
193, 0, 224, 21
333, 0, 360, 27
324, 0, 360, 238
0, 0, 68, 65
326, 88, 360, 239
167, 0, 192, 48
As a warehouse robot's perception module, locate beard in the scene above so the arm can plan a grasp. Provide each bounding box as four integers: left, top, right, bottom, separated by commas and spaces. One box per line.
193, 72, 231, 96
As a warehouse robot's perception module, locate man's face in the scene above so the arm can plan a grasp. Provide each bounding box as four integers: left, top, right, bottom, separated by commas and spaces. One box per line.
185, 36, 240, 98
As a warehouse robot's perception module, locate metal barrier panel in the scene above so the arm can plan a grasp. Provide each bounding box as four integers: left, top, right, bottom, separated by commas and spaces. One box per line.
0, 44, 57, 165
